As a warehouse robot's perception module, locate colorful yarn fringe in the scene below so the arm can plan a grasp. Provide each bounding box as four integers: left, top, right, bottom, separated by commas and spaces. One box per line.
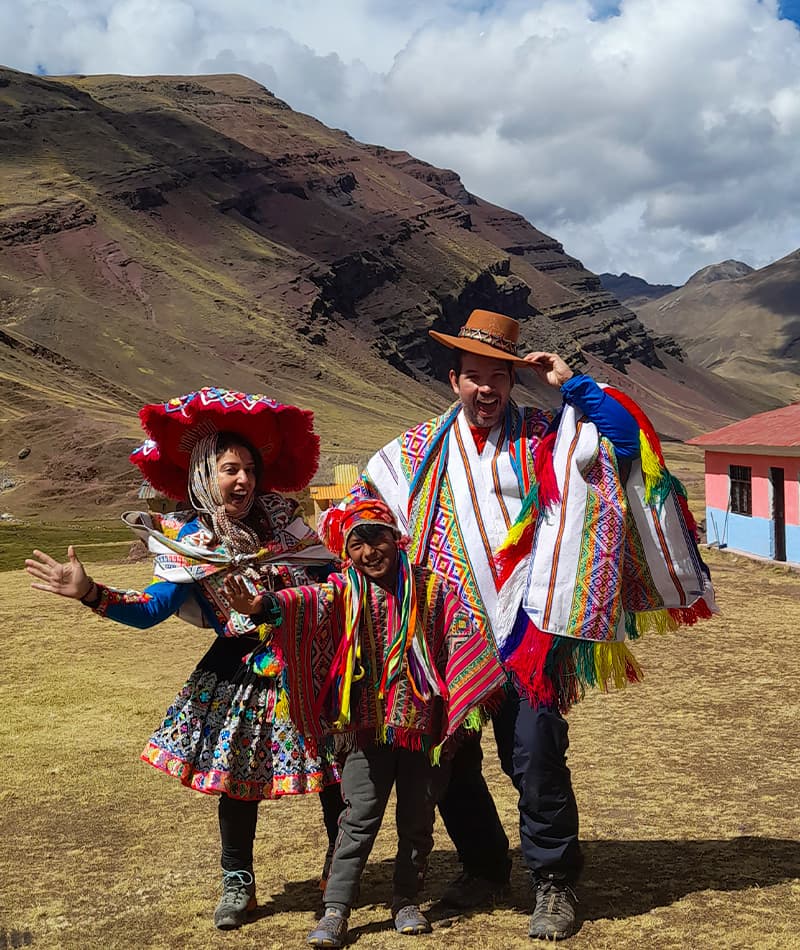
496, 428, 560, 588
247, 595, 287, 678
533, 430, 560, 512
324, 695, 500, 766
501, 613, 643, 713
319, 550, 446, 728
493, 388, 713, 713
603, 387, 672, 507
496, 485, 539, 588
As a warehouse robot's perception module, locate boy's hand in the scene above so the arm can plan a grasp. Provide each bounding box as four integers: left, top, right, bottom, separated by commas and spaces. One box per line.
224, 575, 264, 616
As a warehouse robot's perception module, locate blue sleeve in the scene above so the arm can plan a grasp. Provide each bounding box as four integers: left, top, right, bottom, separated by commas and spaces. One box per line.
95, 580, 192, 629
561, 375, 641, 459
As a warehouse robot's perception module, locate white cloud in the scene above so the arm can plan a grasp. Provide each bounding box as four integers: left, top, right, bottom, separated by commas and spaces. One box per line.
2, 0, 800, 283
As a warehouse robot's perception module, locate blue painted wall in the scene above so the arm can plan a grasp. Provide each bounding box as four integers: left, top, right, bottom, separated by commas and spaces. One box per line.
705, 506, 793, 561
786, 525, 800, 564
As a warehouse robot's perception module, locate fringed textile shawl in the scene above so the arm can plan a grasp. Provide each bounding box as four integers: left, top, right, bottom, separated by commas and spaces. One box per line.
120, 495, 330, 634
251, 565, 507, 759
349, 393, 716, 714
494, 392, 717, 710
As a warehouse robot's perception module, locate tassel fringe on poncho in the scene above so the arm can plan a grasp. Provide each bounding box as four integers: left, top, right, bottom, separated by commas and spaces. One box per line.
494, 388, 717, 712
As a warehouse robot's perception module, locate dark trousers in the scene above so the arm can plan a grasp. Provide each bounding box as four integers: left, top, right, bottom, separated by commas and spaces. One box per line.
436, 730, 511, 884
324, 746, 450, 914
219, 783, 345, 872
438, 686, 582, 883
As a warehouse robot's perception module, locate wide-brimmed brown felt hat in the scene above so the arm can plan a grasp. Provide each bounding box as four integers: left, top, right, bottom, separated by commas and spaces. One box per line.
429, 309, 528, 365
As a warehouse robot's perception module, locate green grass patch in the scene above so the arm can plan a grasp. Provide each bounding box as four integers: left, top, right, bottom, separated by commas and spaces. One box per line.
0, 520, 132, 572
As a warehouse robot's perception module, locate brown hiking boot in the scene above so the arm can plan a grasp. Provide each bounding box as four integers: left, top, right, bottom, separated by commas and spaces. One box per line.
528, 876, 578, 940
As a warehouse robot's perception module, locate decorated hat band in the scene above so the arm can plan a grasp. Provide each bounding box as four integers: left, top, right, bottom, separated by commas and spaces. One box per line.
428, 308, 529, 365
457, 324, 519, 356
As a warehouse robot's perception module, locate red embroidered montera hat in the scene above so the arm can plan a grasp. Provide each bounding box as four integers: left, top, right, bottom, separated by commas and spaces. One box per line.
130, 387, 320, 500
318, 498, 400, 559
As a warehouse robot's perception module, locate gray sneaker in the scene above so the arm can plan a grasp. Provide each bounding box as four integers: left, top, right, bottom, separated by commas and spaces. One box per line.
213, 868, 257, 930
528, 876, 578, 940
394, 904, 432, 935
307, 909, 348, 947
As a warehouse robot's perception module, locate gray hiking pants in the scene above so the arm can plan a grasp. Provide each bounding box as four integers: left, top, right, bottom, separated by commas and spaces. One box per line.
323, 744, 451, 914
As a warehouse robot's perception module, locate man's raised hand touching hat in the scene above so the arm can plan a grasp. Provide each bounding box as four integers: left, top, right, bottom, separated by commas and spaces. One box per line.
522, 351, 574, 388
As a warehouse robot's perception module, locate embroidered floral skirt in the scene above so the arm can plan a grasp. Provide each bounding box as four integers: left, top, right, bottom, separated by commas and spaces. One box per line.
141, 635, 339, 799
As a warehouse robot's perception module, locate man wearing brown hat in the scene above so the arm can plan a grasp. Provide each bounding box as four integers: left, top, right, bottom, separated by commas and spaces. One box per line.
346, 309, 640, 939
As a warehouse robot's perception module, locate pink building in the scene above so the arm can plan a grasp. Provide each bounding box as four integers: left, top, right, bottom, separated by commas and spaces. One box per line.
687, 403, 800, 564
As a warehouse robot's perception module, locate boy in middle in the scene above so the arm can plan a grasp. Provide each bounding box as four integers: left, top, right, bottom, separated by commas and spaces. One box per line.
225, 497, 506, 947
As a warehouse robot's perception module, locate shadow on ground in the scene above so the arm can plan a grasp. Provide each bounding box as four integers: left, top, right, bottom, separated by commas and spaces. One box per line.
255, 836, 800, 939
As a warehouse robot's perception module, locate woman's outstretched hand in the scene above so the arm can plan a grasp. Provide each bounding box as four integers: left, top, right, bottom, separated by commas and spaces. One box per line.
25, 546, 94, 600
224, 574, 264, 616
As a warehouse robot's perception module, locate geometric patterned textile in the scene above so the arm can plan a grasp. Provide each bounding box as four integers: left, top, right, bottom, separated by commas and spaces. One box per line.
498, 399, 717, 648
141, 665, 339, 800
489, 392, 718, 710
565, 440, 627, 642
253, 565, 506, 758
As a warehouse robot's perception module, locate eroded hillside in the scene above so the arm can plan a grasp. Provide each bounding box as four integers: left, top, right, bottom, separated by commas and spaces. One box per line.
0, 68, 775, 517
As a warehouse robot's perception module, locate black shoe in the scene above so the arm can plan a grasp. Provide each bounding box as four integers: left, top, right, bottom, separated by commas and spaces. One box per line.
213, 868, 257, 930
394, 904, 432, 935
441, 870, 509, 909
528, 876, 578, 940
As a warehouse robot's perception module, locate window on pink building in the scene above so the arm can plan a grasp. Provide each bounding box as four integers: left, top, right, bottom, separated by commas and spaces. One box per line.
730, 464, 752, 516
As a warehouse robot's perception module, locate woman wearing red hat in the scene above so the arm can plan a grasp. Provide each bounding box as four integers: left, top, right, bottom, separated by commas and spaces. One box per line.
25, 388, 344, 931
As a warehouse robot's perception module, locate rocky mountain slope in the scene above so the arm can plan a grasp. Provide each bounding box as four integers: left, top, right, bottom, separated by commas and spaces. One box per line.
0, 67, 776, 518
636, 254, 800, 403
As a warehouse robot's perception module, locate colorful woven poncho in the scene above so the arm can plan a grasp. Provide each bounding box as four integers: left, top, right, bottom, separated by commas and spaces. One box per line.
316, 497, 449, 726
347, 391, 716, 713
249, 564, 506, 760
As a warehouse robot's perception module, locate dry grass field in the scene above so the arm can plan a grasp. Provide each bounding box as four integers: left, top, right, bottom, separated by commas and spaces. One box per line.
2, 499, 799, 948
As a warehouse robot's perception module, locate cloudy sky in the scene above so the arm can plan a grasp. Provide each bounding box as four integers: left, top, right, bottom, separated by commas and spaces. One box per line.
3, 0, 800, 283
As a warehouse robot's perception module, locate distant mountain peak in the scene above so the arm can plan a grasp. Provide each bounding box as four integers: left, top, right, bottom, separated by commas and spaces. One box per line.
634, 249, 800, 406
685, 259, 754, 287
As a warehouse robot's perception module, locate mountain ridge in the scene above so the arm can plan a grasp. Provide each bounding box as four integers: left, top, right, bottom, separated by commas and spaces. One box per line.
599, 272, 679, 309
635, 251, 800, 403
0, 67, 778, 518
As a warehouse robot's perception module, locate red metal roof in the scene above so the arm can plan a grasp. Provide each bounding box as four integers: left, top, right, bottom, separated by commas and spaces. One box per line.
687, 402, 800, 448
